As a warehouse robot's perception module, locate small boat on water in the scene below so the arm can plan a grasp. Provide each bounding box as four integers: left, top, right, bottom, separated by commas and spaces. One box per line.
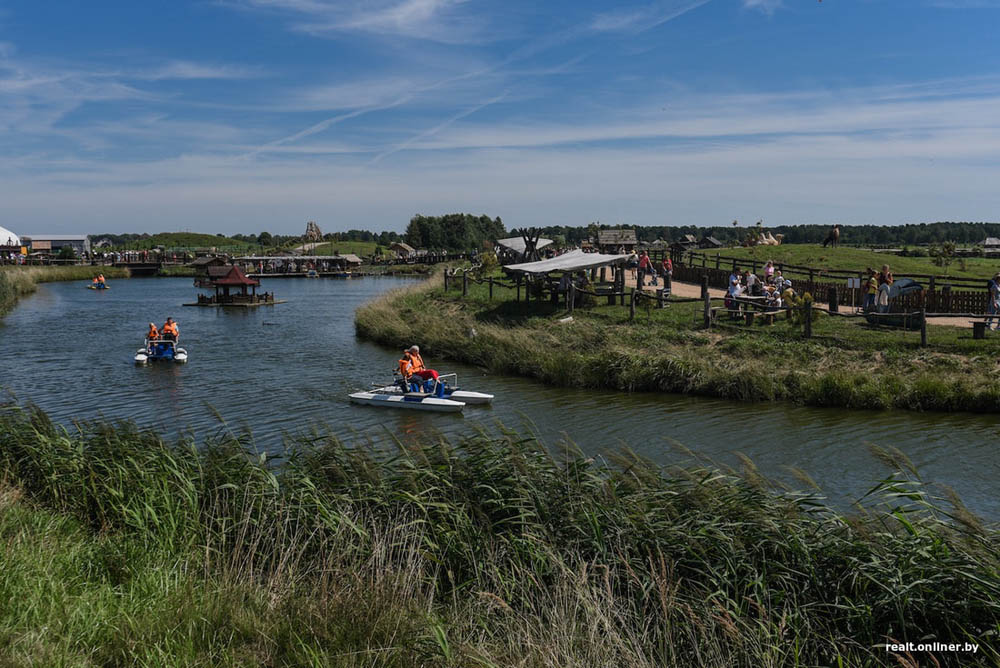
135, 338, 188, 365
349, 373, 492, 412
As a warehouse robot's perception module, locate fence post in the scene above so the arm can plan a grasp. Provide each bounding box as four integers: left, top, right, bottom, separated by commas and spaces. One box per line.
809, 268, 814, 294
658, 288, 664, 309
715, 255, 720, 270
488, 277, 493, 301
827, 286, 838, 313
568, 283, 575, 313
702, 275, 711, 328
620, 273, 626, 306
516, 274, 521, 302
444, 269, 450, 290
942, 284, 951, 313
920, 308, 927, 347
599, 266, 606, 283
804, 300, 812, 338
629, 289, 636, 322
462, 271, 468, 297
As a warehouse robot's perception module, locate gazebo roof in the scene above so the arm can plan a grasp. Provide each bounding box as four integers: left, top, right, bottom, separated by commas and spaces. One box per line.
212, 265, 260, 286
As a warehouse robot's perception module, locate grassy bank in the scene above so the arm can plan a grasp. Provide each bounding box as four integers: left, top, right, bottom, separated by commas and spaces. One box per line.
0, 404, 997, 666
0, 265, 130, 316
355, 271, 1000, 412
696, 244, 1000, 280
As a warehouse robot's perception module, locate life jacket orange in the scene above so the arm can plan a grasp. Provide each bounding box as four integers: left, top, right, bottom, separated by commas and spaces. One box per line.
162, 321, 178, 336
399, 355, 413, 377
408, 353, 426, 374
148, 326, 159, 339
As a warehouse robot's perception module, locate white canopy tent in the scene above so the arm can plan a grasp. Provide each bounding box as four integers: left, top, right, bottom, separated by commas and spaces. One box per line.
505, 249, 628, 275
495, 237, 554, 254
0, 225, 21, 246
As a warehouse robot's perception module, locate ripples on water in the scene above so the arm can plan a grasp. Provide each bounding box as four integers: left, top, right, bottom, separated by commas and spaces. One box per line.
1, 276, 999, 518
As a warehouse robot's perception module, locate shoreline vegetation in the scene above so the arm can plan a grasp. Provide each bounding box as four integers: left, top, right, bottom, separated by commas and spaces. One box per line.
0, 265, 130, 316
355, 269, 1000, 413
0, 404, 996, 665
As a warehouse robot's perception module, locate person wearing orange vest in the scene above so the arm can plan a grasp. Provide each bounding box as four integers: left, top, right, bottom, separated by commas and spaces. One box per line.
161, 317, 179, 341
147, 322, 159, 341
398, 345, 439, 389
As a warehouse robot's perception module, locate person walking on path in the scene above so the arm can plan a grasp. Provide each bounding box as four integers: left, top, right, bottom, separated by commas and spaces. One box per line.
987, 273, 1000, 330
637, 251, 651, 288
863, 268, 878, 312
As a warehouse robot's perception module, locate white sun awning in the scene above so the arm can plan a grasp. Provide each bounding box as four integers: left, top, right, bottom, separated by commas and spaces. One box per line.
495, 237, 554, 253
505, 249, 628, 275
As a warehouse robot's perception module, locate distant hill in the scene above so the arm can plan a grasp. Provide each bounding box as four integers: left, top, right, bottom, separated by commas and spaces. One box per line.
91, 232, 252, 250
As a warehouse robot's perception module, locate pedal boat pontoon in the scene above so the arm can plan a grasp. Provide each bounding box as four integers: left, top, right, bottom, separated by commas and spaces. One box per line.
349, 374, 488, 412
372, 373, 493, 405
135, 338, 188, 364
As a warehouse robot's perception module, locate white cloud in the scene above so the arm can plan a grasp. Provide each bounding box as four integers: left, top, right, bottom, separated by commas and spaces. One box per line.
138, 61, 262, 81
591, 0, 712, 32
742, 0, 782, 15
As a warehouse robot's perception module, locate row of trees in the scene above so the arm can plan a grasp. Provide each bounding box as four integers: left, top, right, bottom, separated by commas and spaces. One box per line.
404, 214, 505, 252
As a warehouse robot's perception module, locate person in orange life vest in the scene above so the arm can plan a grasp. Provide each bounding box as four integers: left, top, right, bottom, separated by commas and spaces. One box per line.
147, 322, 159, 341
161, 317, 179, 341
401, 345, 439, 384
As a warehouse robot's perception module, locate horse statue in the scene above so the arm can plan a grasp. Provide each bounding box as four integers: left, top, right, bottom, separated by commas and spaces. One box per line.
822, 224, 840, 248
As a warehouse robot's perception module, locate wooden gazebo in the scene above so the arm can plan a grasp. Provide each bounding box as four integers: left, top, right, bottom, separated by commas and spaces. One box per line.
186, 265, 282, 307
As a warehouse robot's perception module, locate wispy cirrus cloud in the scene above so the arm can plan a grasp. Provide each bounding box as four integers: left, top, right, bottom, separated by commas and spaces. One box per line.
228, 0, 494, 44
742, 0, 782, 15
136, 60, 263, 81
591, 0, 712, 32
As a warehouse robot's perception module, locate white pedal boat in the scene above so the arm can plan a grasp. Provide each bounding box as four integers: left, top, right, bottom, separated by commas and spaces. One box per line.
349, 391, 465, 412
135, 338, 188, 365
372, 385, 493, 405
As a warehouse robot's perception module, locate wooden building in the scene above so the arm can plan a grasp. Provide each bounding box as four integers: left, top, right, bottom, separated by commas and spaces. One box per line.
597, 229, 637, 253
187, 265, 280, 307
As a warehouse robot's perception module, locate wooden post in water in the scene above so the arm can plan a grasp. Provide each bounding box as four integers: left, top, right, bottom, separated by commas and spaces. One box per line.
488, 277, 493, 300
702, 275, 711, 329
804, 300, 812, 338
920, 307, 927, 347
462, 271, 468, 297
827, 286, 838, 313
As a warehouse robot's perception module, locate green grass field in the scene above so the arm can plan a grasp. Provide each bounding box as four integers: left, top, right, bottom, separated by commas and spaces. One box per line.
694, 244, 1000, 280
302, 240, 378, 257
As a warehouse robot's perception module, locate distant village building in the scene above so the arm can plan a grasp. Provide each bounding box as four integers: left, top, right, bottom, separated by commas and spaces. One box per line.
597, 229, 637, 253
23, 234, 90, 254
698, 236, 723, 249
390, 242, 415, 258
983, 237, 1000, 249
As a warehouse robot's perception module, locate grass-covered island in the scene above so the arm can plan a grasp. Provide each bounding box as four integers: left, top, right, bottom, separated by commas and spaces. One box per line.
355, 268, 1000, 412
0, 405, 997, 665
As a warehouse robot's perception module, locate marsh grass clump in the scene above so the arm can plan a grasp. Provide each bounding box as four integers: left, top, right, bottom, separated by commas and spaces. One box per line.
0, 404, 998, 666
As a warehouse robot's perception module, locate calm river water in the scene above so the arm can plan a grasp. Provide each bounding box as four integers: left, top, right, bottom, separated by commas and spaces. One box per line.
2, 277, 999, 518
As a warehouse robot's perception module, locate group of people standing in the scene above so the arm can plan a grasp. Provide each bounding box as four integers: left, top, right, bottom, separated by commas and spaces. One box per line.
630, 251, 672, 288
862, 264, 894, 313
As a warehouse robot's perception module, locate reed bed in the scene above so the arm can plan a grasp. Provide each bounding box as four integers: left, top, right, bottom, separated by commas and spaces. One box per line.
354, 273, 1000, 412
0, 404, 997, 666
0, 265, 130, 315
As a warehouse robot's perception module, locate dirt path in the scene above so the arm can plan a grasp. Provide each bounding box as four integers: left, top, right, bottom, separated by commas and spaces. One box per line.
620, 271, 977, 328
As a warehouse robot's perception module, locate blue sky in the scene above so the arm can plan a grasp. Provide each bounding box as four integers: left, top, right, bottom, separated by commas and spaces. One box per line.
2, 0, 1000, 235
